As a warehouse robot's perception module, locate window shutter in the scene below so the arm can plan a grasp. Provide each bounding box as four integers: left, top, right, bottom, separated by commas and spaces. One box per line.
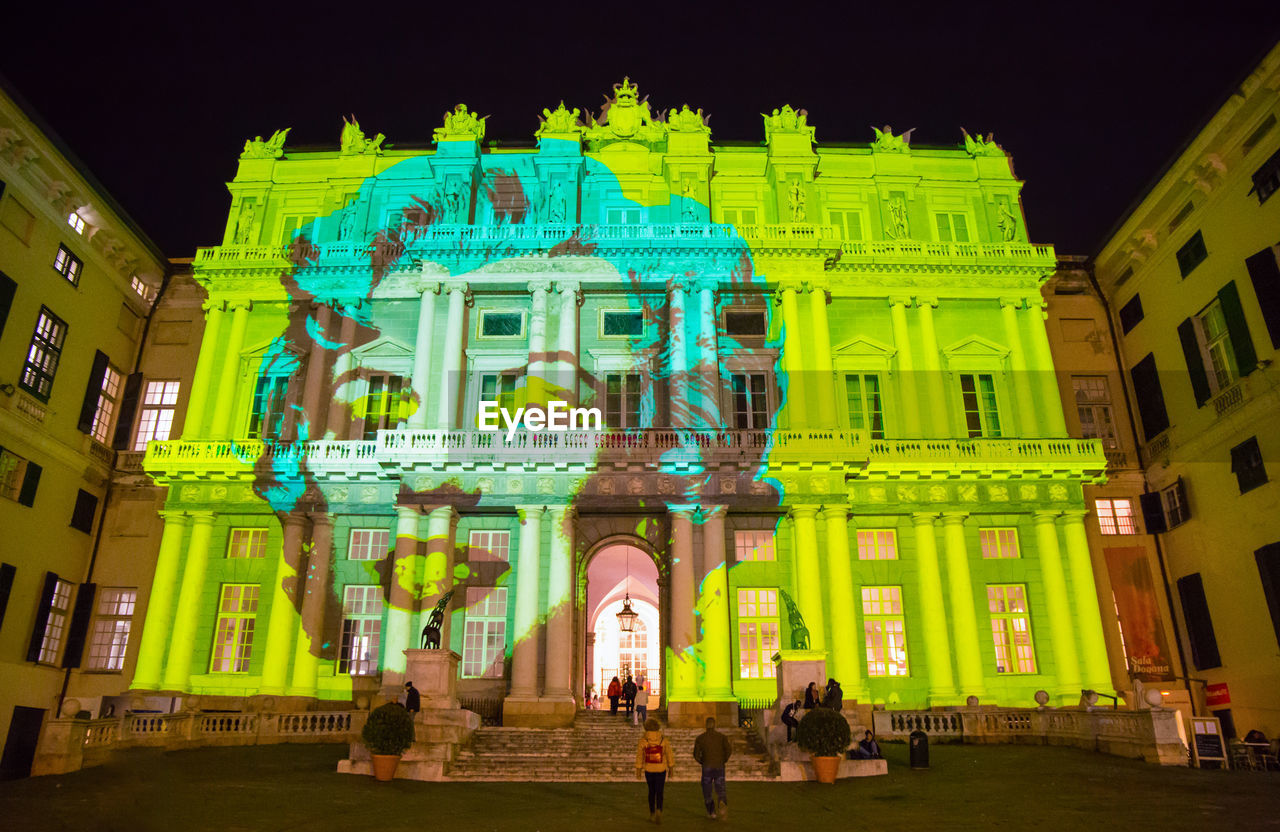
1217, 280, 1258, 376
1245, 246, 1280, 349
1139, 492, 1167, 535
17, 461, 41, 507
1173, 477, 1191, 525
0, 562, 15, 630
112, 372, 144, 450
0, 270, 15, 339
1176, 318, 1212, 407
1256, 544, 1280, 649
26, 572, 59, 663
1176, 573, 1222, 670
1128, 353, 1170, 441
77, 350, 111, 434
61, 583, 96, 669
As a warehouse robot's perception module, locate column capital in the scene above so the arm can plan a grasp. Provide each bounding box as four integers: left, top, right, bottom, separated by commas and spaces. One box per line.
396, 504, 421, 522
547, 503, 577, 521
789, 505, 820, 520
940, 511, 970, 526
516, 504, 547, 522
556, 279, 581, 296
889, 294, 913, 308
667, 503, 698, 517
1033, 509, 1063, 524
201, 298, 226, 314
820, 505, 849, 521
281, 512, 309, 530
425, 504, 461, 525
911, 511, 940, 526
188, 510, 216, 526
414, 280, 441, 295
528, 280, 554, 294
443, 279, 470, 295
697, 504, 728, 520
307, 511, 333, 527
999, 296, 1025, 310
915, 296, 939, 308
776, 279, 804, 294
1057, 509, 1089, 523
695, 279, 719, 297
157, 509, 189, 522
226, 299, 253, 312
668, 276, 691, 294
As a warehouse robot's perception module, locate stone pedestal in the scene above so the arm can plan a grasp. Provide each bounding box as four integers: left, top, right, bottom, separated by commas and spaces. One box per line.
666, 700, 739, 729
774, 649, 827, 705
402, 649, 460, 710
501, 695, 577, 728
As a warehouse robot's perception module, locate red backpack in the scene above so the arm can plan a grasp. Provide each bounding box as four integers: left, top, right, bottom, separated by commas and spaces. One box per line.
644, 741, 664, 765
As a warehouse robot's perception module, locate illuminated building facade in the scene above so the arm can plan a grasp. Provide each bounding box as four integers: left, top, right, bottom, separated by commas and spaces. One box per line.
112, 81, 1109, 728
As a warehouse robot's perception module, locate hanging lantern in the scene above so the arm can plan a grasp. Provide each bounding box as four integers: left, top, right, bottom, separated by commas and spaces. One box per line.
617, 593, 639, 632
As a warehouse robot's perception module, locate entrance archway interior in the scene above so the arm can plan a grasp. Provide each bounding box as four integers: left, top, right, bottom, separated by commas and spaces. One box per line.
586, 544, 660, 706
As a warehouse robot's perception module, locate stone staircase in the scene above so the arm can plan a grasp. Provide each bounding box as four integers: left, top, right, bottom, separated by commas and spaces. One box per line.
447, 709, 778, 782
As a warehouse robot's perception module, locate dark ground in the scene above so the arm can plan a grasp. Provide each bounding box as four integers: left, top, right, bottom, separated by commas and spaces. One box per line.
1, 741, 1277, 832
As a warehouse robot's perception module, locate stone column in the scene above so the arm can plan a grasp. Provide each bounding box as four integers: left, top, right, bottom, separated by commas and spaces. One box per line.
182, 303, 224, 439
418, 506, 458, 649
510, 505, 545, 698
667, 507, 697, 703
916, 297, 950, 437
207, 302, 250, 439
821, 506, 864, 699
890, 297, 921, 437
296, 303, 332, 441
1027, 301, 1069, 436
700, 506, 733, 700
407, 282, 440, 429
131, 511, 188, 690
778, 282, 808, 427
289, 513, 333, 698
437, 281, 469, 429
1060, 511, 1113, 692
940, 512, 985, 699
382, 506, 420, 688
527, 280, 553, 405
325, 306, 358, 439
791, 506, 826, 652
668, 280, 690, 427
260, 513, 306, 694
697, 282, 722, 428
556, 281, 580, 404
160, 512, 215, 692
912, 512, 957, 703
1034, 510, 1082, 698
1001, 298, 1038, 438
544, 506, 576, 700
808, 285, 837, 428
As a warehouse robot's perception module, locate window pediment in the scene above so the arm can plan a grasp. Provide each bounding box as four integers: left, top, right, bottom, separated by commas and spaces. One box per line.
942, 335, 1009, 372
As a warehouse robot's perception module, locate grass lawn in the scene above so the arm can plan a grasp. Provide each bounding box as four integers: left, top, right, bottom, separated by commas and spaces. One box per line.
2, 741, 1278, 831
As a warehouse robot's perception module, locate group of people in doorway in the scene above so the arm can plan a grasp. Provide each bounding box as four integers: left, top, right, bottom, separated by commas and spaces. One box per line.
605, 675, 650, 724
637, 716, 732, 824
778, 677, 882, 759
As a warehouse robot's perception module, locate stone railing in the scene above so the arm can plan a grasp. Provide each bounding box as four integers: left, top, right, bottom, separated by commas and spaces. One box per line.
872, 707, 1187, 765
839, 239, 1055, 268
32, 710, 364, 776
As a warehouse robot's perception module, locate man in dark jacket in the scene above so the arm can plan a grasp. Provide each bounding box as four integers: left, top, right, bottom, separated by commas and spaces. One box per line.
823, 678, 843, 711
622, 676, 638, 716
693, 717, 732, 820
404, 681, 421, 714
781, 700, 802, 742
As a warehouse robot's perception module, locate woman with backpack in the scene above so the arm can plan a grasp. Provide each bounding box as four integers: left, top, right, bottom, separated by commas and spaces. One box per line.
635, 717, 674, 824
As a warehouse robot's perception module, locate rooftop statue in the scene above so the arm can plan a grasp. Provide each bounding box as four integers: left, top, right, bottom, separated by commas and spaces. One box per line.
535, 101, 584, 138
435, 103, 487, 143
340, 115, 385, 156
241, 128, 290, 160
871, 124, 914, 153
762, 105, 815, 143
961, 127, 1005, 157
586, 77, 667, 147
668, 104, 710, 134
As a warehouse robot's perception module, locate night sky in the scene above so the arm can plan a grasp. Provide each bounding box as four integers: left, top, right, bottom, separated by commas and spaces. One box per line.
2, 4, 1277, 260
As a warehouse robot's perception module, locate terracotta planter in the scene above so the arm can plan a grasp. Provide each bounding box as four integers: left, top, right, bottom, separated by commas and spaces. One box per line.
370, 754, 401, 781
810, 755, 840, 784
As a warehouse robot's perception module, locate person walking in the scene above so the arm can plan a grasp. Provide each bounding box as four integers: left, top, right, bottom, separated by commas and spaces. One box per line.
634, 681, 650, 726
404, 681, 421, 715
636, 717, 675, 824
693, 716, 732, 821
622, 676, 638, 717
607, 676, 623, 716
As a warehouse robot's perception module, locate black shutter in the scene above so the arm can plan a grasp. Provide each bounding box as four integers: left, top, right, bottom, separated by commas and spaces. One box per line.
1255, 543, 1280, 649
61, 583, 96, 669
0, 270, 15, 339
1217, 280, 1258, 376
1245, 246, 1280, 349
1128, 353, 1170, 441
26, 572, 59, 663
69, 490, 98, 534
0, 563, 15, 630
112, 372, 144, 451
1176, 318, 1212, 407
1177, 573, 1222, 670
77, 350, 110, 434
18, 461, 41, 507
1140, 492, 1167, 534
1172, 477, 1191, 526
1119, 294, 1144, 334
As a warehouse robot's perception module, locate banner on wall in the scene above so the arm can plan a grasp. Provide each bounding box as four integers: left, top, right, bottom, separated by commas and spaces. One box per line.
1104, 546, 1177, 682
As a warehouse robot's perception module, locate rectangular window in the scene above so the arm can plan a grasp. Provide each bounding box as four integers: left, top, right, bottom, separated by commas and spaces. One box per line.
37, 579, 74, 664
130, 275, 157, 303
468, 529, 511, 562
1118, 294, 1144, 334
361, 374, 407, 439
462, 587, 507, 678
988, 584, 1037, 673
721, 207, 758, 227
605, 373, 642, 428
856, 530, 898, 561
1072, 376, 1118, 449
1095, 499, 1137, 535
935, 212, 970, 243
1177, 573, 1221, 670
227, 528, 269, 559
606, 207, 642, 225
979, 528, 1020, 559
90, 364, 122, 444
478, 372, 520, 422
248, 375, 289, 440
601, 310, 644, 337
0, 446, 41, 506
20, 307, 68, 401
828, 209, 864, 241
844, 374, 884, 438
67, 212, 86, 235
730, 373, 769, 430
862, 586, 908, 677
734, 530, 775, 562
723, 309, 767, 337
70, 489, 98, 534
737, 588, 780, 679
339, 585, 383, 675
1230, 436, 1268, 494
1197, 298, 1238, 391
52, 245, 83, 285
1176, 230, 1208, 278
1251, 144, 1280, 205
479, 310, 525, 338
959, 373, 1001, 438
348, 528, 390, 561
1162, 478, 1191, 529
133, 381, 180, 450
210, 584, 259, 673
86, 588, 136, 671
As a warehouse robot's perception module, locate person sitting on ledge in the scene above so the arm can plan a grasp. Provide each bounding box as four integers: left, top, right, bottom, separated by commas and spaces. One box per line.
781, 700, 802, 742
851, 730, 883, 759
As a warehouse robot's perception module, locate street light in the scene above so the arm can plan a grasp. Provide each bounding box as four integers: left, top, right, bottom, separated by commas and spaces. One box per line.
616, 546, 638, 632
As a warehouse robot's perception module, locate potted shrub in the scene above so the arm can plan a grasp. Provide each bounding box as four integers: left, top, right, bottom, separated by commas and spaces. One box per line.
361, 702, 415, 781
796, 707, 852, 784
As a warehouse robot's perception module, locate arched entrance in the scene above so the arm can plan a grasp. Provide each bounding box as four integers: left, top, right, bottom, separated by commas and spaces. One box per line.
582, 541, 661, 708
